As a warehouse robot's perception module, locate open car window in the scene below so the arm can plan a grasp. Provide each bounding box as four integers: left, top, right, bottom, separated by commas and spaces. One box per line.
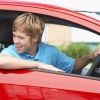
0, 10, 100, 80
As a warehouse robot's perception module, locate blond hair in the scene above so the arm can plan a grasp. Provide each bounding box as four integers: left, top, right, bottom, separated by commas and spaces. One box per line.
13, 13, 45, 43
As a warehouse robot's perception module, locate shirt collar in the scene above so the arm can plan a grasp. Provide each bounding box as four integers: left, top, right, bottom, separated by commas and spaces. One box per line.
33, 46, 40, 60
18, 43, 41, 60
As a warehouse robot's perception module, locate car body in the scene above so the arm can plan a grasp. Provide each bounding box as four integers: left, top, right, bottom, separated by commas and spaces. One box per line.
0, 0, 100, 100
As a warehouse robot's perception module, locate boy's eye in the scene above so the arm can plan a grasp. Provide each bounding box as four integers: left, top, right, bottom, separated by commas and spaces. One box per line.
19, 37, 24, 39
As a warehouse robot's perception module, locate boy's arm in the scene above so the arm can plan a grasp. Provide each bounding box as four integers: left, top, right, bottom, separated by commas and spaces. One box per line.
0, 53, 63, 72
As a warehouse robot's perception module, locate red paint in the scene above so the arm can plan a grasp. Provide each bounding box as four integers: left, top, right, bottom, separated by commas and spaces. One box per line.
0, 0, 100, 99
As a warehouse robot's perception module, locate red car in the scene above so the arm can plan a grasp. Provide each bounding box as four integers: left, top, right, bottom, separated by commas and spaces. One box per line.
0, 0, 100, 100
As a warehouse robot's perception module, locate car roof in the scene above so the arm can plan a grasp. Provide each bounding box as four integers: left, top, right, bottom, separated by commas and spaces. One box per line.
0, 0, 99, 33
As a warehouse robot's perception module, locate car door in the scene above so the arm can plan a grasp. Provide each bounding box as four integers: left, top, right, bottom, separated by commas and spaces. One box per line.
0, 1, 100, 100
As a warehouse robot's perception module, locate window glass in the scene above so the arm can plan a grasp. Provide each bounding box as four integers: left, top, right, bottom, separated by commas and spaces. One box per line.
42, 22, 100, 76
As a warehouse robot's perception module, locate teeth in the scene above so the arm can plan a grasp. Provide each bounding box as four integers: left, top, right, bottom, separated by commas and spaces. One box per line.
16, 46, 21, 48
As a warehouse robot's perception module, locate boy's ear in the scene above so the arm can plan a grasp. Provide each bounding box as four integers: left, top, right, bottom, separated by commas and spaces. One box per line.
31, 36, 39, 43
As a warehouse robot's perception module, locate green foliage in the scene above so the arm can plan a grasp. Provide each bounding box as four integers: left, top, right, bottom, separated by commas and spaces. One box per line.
58, 43, 91, 58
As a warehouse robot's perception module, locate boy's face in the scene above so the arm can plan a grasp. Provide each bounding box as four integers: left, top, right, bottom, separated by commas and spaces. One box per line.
13, 31, 36, 54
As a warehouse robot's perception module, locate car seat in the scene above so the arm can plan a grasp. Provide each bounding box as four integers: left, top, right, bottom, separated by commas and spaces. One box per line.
0, 19, 13, 51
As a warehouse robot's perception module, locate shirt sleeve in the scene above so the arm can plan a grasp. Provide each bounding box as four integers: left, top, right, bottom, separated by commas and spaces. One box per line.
1, 47, 13, 56
1, 45, 19, 57
55, 48, 75, 73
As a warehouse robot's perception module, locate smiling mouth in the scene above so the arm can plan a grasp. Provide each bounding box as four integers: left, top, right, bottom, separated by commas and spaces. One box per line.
16, 46, 22, 50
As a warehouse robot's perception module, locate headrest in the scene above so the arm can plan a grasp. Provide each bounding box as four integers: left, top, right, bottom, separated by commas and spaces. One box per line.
0, 19, 13, 47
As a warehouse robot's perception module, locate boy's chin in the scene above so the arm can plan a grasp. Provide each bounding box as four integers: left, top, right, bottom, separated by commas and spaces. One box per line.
17, 50, 24, 54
